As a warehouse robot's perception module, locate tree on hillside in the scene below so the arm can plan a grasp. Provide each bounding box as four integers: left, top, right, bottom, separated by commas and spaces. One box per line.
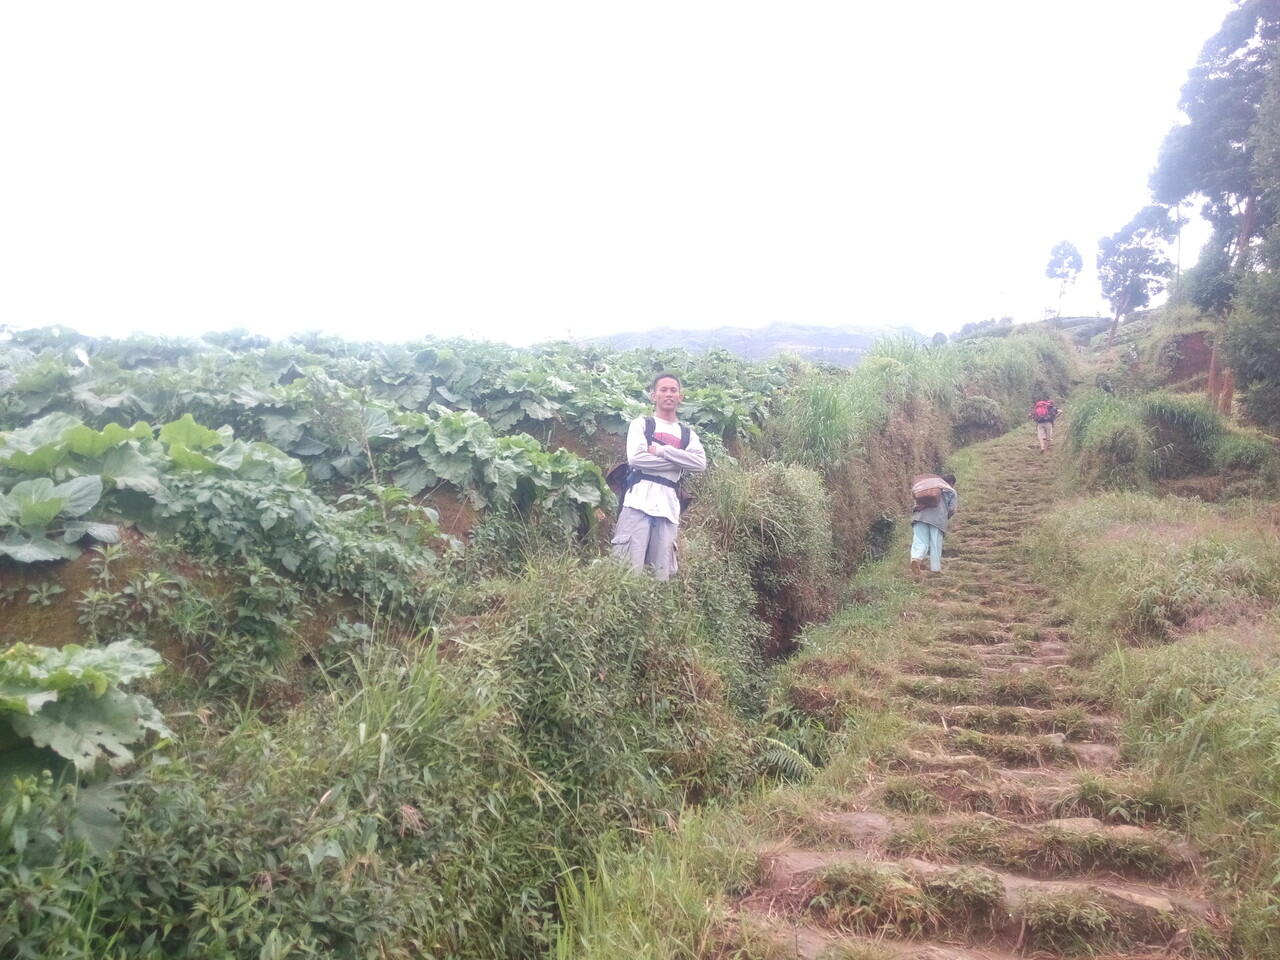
1045, 241, 1083, 317
1223, 60, 1280, 427
1097, 207, 1176, 343
1147, 2, 1280, 409
1151, 0, 1280, 270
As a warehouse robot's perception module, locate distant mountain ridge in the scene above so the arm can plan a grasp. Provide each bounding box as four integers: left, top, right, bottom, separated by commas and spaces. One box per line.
585, 321, 923, 367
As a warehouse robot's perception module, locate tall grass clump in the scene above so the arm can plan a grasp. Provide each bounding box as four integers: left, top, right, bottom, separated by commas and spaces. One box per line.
777, 370, 858, 468
550, 813, 762, 960
768, 337, 972, 471
1098, 641, 1280, 957
1066, 391, 1153, 490
690, 458, 836, 656
1066, 389, 1275, 491
1141, 391, 1227, 477
954, 329, 1072, 423
1213, 429, 1277, 472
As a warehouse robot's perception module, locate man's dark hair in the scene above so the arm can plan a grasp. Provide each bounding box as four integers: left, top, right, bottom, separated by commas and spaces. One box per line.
941, 473, 957, 487
649, 372, 682, 390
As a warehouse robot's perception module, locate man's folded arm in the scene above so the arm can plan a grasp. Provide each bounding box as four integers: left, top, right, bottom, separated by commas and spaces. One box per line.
659, 433, 707, 472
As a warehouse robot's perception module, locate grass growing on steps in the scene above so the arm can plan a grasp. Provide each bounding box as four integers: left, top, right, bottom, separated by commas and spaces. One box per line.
886, 815, 1183, 878
550, 816, 766, 960
808, 861, 1004, 936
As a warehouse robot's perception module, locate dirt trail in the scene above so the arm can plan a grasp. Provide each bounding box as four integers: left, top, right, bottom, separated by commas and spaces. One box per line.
736, 429, 1219, 960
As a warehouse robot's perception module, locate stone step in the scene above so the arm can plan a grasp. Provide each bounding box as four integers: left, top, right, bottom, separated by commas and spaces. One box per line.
922, 704, 1115, 740
885, 812, 1197, 881
748, 848, 1212, 956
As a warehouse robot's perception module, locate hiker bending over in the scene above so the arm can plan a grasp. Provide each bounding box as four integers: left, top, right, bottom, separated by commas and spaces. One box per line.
910, 473, 957, 575
1031, 398, 1059, 452
610, 373, 707, 581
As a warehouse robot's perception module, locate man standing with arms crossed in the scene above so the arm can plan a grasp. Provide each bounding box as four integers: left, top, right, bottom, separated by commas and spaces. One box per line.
611, 373, 707, 581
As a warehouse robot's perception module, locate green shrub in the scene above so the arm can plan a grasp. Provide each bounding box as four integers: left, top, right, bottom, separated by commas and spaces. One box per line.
2, 646, 552, 958
1214, 430, 1276, 471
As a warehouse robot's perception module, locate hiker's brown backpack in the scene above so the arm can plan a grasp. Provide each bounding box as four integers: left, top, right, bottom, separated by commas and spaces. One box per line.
911, 475, 945, 510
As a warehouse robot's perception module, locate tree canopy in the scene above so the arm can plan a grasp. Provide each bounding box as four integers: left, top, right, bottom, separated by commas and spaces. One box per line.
1151, 0, 1280, 260
1045, 241, 1083, 283
1046, 241, 1083, 317
1097, 206, 1176, 340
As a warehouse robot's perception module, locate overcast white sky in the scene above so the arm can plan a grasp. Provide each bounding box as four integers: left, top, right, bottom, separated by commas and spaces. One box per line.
0, 2, 1232, 345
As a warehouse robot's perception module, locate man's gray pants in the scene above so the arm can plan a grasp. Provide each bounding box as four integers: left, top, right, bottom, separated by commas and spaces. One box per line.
611, 506, 678, 581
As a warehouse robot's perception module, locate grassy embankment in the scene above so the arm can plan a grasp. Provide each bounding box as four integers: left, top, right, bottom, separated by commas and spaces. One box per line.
1, 330, 1072, 958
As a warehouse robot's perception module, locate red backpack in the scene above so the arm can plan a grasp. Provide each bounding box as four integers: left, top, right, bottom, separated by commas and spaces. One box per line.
1034, 400, 1054, 422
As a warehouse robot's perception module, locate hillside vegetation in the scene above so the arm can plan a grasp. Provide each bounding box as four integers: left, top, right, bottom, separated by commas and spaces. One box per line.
0, 324, 1071, 958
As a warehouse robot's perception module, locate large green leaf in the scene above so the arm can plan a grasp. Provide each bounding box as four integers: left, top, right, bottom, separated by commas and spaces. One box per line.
167, 442, 221, 472
7, 478, 65, 527
0, 641, 163, 703
52, 475, 103, 517
158, 414, 225, 451
101, 443, 165, 496
68, 781, 126, 854
9, 688, 172, 772
260, 413, 305, 449
0, 412, 79, 472
360, 406, 398, 439
63, 421, 152, 458
418, 444, 478, 488
0, 532, 79, 563
392, 461, 436, 496
60, 520, 121, 544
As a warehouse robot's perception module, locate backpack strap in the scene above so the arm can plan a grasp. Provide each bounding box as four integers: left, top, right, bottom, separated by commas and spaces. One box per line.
645, 417, 689, 450
630, 472, 680, 489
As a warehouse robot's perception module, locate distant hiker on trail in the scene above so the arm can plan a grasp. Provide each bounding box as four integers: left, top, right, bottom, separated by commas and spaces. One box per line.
609, 373, 707, 581
910, 472, 957, 575
1031, 398, 1059, 452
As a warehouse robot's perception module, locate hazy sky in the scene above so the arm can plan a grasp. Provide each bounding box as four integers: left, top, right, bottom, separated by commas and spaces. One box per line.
1, 2, 1233, 345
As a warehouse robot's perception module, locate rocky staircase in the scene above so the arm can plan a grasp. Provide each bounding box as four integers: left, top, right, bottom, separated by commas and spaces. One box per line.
732, 430, 1222, 959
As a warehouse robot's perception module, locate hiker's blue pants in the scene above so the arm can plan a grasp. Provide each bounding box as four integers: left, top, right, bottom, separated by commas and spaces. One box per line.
911, 521, 944, 573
